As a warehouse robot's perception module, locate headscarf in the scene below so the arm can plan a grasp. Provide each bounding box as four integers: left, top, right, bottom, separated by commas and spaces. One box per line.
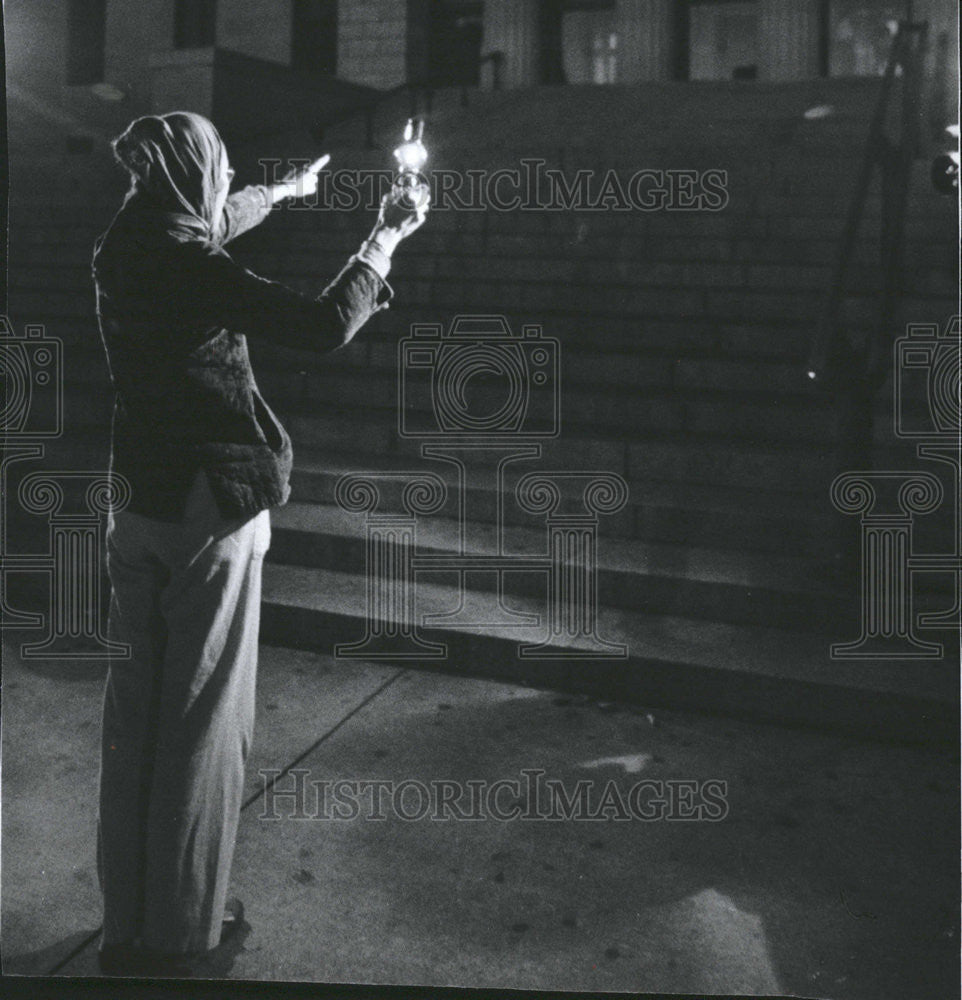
111, 111, 226, 238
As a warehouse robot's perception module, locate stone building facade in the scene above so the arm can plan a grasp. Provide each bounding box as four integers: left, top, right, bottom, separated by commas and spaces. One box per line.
4, 0, 957, 154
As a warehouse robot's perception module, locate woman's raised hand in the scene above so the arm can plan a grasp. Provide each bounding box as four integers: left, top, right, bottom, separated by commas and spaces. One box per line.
373, 187, 430, 247
272, 155, 331, 203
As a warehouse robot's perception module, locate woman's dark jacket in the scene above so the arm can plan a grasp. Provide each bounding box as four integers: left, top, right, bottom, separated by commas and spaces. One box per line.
93, 185, 391, 522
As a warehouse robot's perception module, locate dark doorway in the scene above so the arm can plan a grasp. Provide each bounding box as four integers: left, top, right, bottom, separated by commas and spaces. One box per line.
539, 0, 566, 84
540, 0, 616, 85
690, 0, 758, 80
674, 0, 760, 81
292, 0, 338, 76
428, 0, 484, 86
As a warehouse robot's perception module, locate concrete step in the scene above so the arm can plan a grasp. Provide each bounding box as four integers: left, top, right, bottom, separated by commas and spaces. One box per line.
259, 562, 956, 742
269, 501, 857, 633
7, 431, 835, 559
277, 402, 837, 493
318, 437, 941, 554
285, 439, 957, 558
287, 446, 835, 557
288, 418, 945, 521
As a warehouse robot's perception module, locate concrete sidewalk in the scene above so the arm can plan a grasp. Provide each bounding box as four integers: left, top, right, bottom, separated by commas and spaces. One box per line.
1, 636, 957, 996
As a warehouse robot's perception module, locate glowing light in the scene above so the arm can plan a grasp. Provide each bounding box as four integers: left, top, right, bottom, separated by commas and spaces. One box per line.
395, 142, 427, 171
578, 753, 653, 774
90, 82, 127, 102
393, 118, 428, 174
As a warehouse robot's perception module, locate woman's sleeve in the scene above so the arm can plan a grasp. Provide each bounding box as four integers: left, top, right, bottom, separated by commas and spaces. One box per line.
169, 240, 393, 353
213, 185, 273, 244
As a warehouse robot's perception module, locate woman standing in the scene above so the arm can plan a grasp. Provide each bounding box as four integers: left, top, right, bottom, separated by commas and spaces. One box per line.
93, 111, 427, 976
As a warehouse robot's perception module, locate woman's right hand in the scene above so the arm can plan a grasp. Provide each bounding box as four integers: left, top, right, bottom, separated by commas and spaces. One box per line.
371, 188, 430, 251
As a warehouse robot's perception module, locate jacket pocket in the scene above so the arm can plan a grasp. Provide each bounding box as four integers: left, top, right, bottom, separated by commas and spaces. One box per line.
186, 366, 261, 445
251, 388, 287, 453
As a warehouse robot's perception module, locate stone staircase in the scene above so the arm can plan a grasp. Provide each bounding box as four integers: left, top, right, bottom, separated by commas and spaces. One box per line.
5, 80, 958, 739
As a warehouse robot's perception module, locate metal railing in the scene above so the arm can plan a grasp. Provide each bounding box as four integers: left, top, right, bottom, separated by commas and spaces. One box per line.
806, 20, 928, 388
804, 21, 930, 572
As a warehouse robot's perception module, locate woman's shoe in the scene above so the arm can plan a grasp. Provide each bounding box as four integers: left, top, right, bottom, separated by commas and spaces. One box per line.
97, 898, 246, 978
219, 897, 245, 944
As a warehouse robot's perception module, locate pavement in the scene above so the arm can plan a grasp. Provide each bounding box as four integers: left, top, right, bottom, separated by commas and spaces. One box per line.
1, 635, 957, 997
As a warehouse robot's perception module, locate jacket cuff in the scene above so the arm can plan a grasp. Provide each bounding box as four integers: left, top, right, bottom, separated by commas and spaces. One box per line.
351, 239, 393, 281
373, 277, 394, 312
349, 257, 394, 313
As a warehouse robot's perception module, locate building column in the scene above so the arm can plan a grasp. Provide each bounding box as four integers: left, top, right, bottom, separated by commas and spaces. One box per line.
481, 0, 540, 88
616, 0, 675, 82
757, 0, 821, 81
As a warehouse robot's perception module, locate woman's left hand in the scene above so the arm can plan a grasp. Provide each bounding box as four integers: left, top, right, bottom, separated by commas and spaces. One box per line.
272, 155, 330, 203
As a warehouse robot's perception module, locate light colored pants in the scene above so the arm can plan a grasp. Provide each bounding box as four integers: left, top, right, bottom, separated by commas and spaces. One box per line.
98, 472, 270, 953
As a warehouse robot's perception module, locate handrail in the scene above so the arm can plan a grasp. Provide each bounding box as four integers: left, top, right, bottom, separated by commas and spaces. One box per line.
806, 21, 928, 386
